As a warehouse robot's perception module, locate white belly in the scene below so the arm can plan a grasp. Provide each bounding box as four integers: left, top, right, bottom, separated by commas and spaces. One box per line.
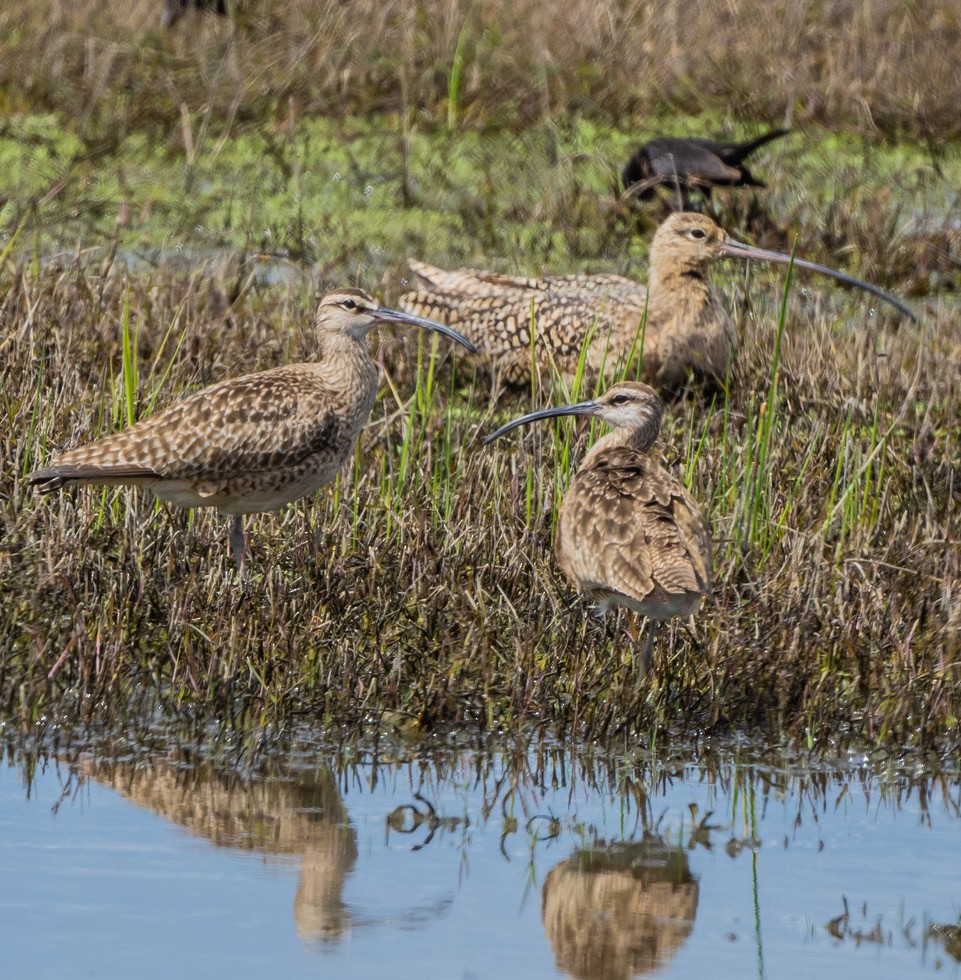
598, 589, 704, 621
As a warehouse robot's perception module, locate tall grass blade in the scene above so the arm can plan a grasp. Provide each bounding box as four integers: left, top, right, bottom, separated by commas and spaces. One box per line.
120, 285, 137, 427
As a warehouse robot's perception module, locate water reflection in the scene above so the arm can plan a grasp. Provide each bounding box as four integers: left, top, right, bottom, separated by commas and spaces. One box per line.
386, 792, 468, 851
542, 836, 698, 979
3, 736, 957, 979
928, 921, 961, 962
824, 897, 961, 968
80, 758, 357, 943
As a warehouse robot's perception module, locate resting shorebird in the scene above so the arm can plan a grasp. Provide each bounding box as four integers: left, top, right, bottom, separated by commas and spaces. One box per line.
485, 381, 711, 677
28, 289, 476, 570
622, 130, 790, 207
401, 212, 915, 389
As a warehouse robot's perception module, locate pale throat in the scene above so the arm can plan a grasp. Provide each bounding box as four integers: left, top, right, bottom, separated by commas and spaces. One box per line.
649, 256, 712, 294
316, 330, 379, 399
584, 415, 661, 463
317, 327, 373, 361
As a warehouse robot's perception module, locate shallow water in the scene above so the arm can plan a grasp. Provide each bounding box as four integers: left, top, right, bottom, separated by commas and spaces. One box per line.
2, 736, 959, 979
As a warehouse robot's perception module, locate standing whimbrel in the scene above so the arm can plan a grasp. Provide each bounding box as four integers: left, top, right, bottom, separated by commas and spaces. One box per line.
622, 130, 790, 208
401, 212, 916, 389
28, 289, 476, 570
485, 381, 711, 677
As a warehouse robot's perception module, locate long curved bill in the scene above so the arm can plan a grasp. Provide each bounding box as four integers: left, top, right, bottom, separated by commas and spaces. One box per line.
371, 306, 478, 353
721, 238, 917, 323
484, 400, 597, 445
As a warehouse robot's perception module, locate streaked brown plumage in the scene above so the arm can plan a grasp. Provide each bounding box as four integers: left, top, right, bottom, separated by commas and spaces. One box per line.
485, 381, 711, 675
28, 289, 476, 570
401, 212, 916, 390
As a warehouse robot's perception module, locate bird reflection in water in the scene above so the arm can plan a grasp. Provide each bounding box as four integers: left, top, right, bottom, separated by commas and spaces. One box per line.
541, 836, 699, 980
77, 758, 450, 944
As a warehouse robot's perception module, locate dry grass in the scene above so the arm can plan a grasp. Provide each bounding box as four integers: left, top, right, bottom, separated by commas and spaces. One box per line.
1, 249, 959, 749
1, 0, 960, 139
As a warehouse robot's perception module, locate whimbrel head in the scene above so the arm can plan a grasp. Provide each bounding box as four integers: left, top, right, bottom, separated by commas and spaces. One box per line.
315, 288, 478, 351
485, 382, 663, 452
650, 213, 917, 321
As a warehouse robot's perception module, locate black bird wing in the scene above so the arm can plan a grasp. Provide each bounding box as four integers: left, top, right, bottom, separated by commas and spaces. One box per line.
643, 140, 743, 184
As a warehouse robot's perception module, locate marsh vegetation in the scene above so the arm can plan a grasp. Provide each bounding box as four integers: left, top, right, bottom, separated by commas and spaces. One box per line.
1, 0, 959, 753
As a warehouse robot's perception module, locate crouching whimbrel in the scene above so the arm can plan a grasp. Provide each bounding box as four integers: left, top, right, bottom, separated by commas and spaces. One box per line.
622, 130, 790, 208
485, 381, 712, 678
28, 289, 477, 570
401, 212, 915, 389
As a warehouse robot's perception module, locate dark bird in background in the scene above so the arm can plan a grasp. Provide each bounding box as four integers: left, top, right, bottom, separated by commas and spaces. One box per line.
622, 130, 790, 208
162, 0, 229, 28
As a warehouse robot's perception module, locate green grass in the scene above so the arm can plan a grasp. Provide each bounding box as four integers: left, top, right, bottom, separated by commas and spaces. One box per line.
2, 111, 959, 297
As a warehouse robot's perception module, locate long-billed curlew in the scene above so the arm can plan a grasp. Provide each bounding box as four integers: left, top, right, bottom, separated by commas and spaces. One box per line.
28, 289, 476, 570
485, 381, 711, 677
622, 130, 790, 208
401, 212, 916, 389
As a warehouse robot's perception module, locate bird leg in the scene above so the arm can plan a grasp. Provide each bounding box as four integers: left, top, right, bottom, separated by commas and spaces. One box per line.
682, 615, 703, 651
635, 618, 657, 691
597, 605, 635, 679
229, 515, 246, 573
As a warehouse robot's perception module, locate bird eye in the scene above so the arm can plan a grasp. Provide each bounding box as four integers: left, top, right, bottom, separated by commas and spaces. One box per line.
611, 394, 632, 406
342, 298, 357, 309
689, 228, 707, 240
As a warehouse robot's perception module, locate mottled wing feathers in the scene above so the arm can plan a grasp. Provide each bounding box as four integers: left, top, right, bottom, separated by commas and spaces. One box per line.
401, 263, 649, 383
514, 273, 647, 310
29, 365, 343, 488
556, 447, 712, 610
598, 447, 713, 595
407, 260, 644, 305
404, 289, 624, 377
408, 260, 553, 297
671, 482, 713, 593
